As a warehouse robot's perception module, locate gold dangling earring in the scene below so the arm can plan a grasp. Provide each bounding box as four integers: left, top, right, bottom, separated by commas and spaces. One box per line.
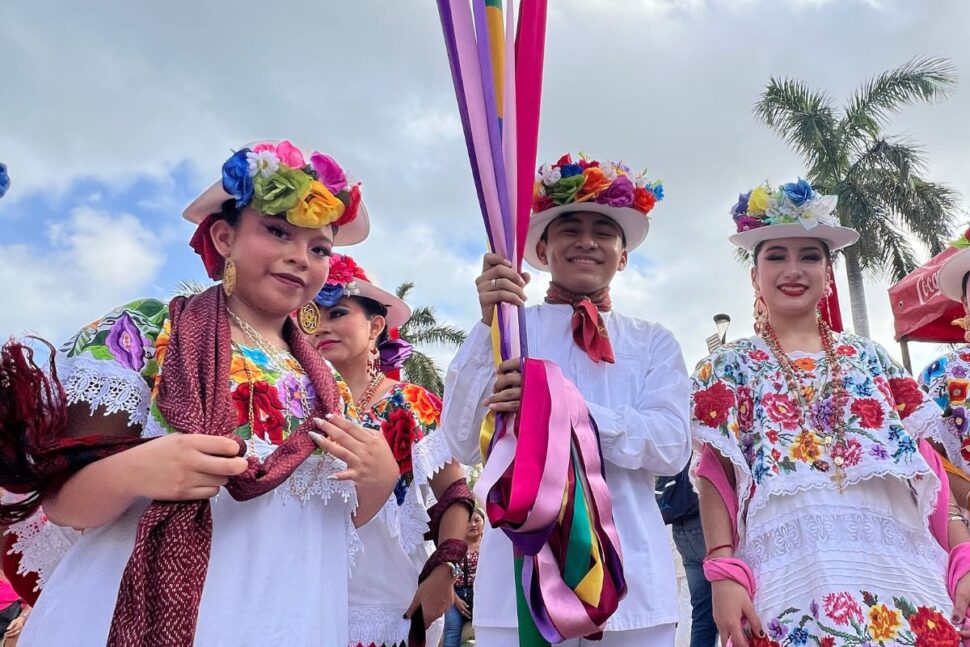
222, 259, 236, 297
368, 343, 382, 379
753, 292, 769, 335
297, 302, 321, 335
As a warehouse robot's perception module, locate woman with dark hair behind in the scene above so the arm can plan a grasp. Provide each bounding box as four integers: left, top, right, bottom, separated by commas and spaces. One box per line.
443, 508, 483, 647
309, 253, 473, 647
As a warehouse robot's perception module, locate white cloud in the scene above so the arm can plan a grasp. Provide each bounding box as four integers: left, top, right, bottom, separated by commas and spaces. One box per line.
0, 207, 164, 341
0, 0, 967, 380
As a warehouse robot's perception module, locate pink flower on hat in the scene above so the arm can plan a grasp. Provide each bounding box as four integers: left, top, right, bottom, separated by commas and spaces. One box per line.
275, 140, 306, 168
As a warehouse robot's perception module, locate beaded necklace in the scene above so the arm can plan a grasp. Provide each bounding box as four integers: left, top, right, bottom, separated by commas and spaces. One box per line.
355, 372, 387, 412
760, 316, 851, 491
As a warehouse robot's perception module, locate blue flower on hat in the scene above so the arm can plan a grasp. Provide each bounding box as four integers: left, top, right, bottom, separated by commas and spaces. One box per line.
222, 149, 254, 207
0, 162, 9, 199
314, 283, 345, 308
781, 178, 815, 207
650, 182, 665, 201
559, 163, 583, 178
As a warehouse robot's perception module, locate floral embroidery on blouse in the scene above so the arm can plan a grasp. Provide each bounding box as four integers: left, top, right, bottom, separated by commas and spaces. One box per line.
920, 349, 970, 464
62, 299, 353, 441
359, 383, 442, 505
752, 589, 958, 646
691, 334, 929, 490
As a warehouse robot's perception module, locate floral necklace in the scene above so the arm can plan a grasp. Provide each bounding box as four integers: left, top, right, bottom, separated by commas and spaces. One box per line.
761, 316, 851, 491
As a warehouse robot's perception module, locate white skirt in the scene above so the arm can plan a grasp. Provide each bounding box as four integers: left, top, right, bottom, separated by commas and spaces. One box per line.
20, 456, 359, 647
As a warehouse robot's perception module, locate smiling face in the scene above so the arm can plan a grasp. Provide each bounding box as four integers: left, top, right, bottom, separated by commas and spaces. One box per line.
534, 211, 628, 294
752, 237, 831, 321
311, 296, 385, 372
210, 208, 333, 318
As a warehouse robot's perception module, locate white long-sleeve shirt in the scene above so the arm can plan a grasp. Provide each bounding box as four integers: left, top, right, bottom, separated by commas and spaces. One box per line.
441, 303, 691, 631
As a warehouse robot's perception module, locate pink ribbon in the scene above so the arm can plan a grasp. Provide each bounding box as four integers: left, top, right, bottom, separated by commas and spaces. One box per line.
697, 444, 739, 542
703, 556, 756, 598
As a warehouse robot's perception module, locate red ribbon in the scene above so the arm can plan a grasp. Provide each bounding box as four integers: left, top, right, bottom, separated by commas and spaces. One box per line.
545, 283, 615, 363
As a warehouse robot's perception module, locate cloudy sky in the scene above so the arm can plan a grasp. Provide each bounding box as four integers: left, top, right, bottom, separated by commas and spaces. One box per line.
2, 0, 969, 375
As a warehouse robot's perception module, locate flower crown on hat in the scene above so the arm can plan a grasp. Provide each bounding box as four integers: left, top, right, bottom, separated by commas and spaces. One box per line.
731, 178, 838, 233
314, 253, 371, 307
222, 140, 361, 229
532, 153, 664, 216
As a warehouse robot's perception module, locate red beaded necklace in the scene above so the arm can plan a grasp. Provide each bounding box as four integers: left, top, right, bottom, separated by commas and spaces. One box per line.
760, 316, 851, 491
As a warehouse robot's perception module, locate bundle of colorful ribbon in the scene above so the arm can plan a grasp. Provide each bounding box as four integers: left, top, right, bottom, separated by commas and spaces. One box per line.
436, 2, 626, 644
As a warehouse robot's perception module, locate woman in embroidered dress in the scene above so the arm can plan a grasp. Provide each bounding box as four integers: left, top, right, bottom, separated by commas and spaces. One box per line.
691, 179, 970, 647
308, 253, 473, 647
919, 228, 970, 513
3, 140, 400, 647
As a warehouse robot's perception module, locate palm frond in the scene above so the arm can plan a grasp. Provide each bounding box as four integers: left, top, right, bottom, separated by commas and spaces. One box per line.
869, 218, 919, 282
171, 279, 212, 298
754, 77, 842, 177
403, 349, 444, 396
404, 325, 467, 349
396, 282, 415, 301
843, 56, 957, 139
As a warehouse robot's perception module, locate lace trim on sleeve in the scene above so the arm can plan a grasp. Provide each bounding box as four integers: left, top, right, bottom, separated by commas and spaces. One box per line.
5, 509, 82, 590
57, 355, 152, 428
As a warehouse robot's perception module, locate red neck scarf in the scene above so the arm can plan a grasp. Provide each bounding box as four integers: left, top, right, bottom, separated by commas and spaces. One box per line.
0, 286, 341, 646
544, 282, 615, 364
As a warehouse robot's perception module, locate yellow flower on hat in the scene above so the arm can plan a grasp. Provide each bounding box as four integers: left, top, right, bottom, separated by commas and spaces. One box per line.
747, 186, 771, 215
287, 180, 346, 228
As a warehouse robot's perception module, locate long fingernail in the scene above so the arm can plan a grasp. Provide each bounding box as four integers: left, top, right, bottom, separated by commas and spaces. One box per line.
309, 431, 324, 442
313, 417, 325, 426
324, 412, 334, 420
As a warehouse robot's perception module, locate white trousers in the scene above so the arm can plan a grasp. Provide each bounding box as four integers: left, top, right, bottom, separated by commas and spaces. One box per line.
474, 623, 677, 647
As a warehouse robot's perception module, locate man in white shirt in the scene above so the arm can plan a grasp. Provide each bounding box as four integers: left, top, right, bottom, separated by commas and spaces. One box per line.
441, 155, 692, 646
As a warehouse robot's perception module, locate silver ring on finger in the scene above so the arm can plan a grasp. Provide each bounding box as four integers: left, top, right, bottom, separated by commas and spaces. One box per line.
491, 278, 498, 290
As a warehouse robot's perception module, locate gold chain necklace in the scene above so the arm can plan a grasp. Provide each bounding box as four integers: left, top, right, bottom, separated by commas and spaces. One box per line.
227, 309, 313, 446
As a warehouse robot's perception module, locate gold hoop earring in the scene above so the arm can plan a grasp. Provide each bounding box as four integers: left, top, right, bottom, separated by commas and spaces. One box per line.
222, 259, 236, 297
297, 302, 321, 335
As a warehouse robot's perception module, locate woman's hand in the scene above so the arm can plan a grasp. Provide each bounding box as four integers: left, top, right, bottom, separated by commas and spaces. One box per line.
454, 591, 471, 619
127, 434, 248, 501
309, 414, 398, 527
950, 569, 970, 640
712, 579, 764, 647
404, 565, 456, 627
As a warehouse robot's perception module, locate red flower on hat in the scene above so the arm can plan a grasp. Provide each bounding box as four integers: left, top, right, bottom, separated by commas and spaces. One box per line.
328, 254, 369, 286
336, 184, 361, 227
633, 186, 657, 214
555, 153, 573, 167
532, 194, 554, 213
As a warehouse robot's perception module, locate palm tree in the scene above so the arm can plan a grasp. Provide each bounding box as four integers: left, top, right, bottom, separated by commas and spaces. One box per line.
171, 279, 212, 298
396, 282, 467, 395
754, 56, 959, 337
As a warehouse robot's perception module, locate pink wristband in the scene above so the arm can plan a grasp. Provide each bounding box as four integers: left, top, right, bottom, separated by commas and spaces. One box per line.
703, 556, 756, 598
